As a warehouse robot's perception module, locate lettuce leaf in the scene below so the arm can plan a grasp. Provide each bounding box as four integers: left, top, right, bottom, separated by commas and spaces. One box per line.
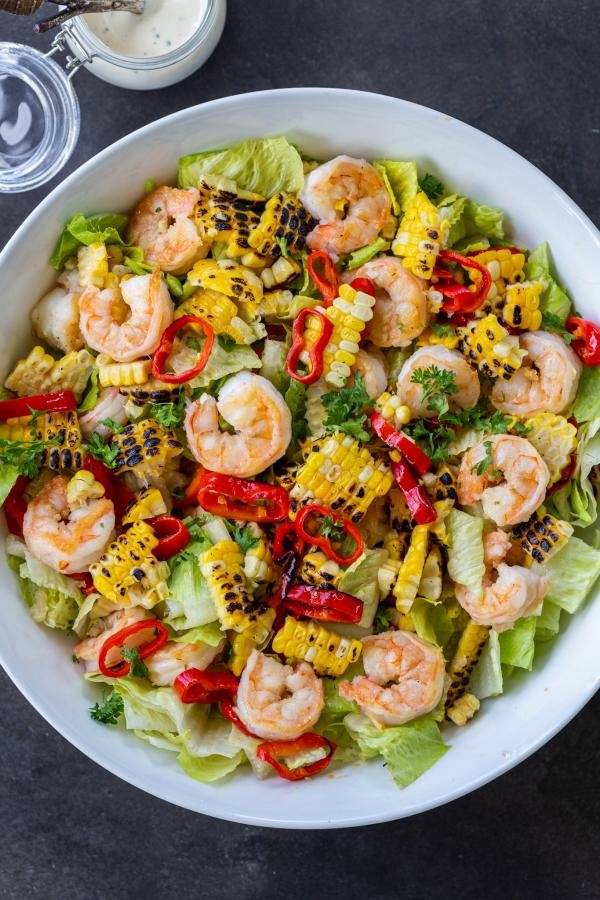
470, 630, 503, 699
446, 508, 485, 601
190, 343, 261, 389
535, 599, 562, 642
550, 418, 600, 526
373, 159, 418, 215
524, 242, 571, 320
50, 212, 128, 270
259, 339, 289, 392
410, 597, 454, 648
314, 677, 360, 761
178, 137, 304, 197
177, 746, 245, 783
77, 367, 99, 413
572, 366, 600, 424
440, 195, 504, 247
498, 616, 537, 670
346, 237, 390, 270
7, 535, 82, 630
543, 536, 600, 614
165, 538, 219, 630
344, 712, 448, 789
0, 463, 19, 505
337, 549, 387, 628
169, 621, 223, 646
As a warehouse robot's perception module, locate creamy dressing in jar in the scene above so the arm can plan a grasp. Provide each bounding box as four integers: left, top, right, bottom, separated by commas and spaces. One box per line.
84, 0, 209, 59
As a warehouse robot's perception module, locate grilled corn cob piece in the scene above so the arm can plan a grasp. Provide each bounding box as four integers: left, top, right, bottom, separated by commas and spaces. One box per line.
515, 413, 576, 485
374, 391, 411, 427
195, 177, 264, 260
0, 415, 35, 441
457, 313, 526, 381
416, 326, 459, 350
119, 380, 182, 408
177, 289, 260, 345
199, 539, 266, 631
290, 432, 394, 522
299, 550, 342, 588
429, 464, 458, 502
272, 616, 362, 677
228, 607, 276, 677
4, 346, 94, 399
303, 284, 375, 387
98, 358, 151, 388
502, 280, 544, 331
248, 192, 317, 258
187, 258, 263, 311
66, 470, 105, 507
392, 191, 449, 279
90, 521, 170, 606
112, 419, 182, 479
259, 256, 301, 290
33, 410, 83, 471
512, 509, 573, 565
393, 524, 431, 613
122, 486, 168, 524
243, 525, 275, 584
445, 621, 489, 710
378, 555, 401, 597
383, 527, 405, 561
389, 488, 413, 536
418, 545, 442, 600
77, 242, 108, 288
468, 247, 526, 305
446, 692, 480, 726
255, 288, 299, 319
305, 380, 327, 437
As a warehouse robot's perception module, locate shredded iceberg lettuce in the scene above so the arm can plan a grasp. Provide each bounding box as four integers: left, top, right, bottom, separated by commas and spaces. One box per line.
0, 464, 19, 505
524, 242, 571, 320
169, 621, 224, 646
498, 616, 537, 670
337, 549, 386, 628
373, 159, 418, 215
470, 630, 503, 699
543, 536, 600, 614
7, 535, 82, 630
572, 367, 600, 424
446, 509, 485, 601
50, 212, 128, 270
165, 535, 219, 631
439, 194, 504, 247
550, 418, 600, 526
346, 237, 390, 270
410, 597, 454, 648
535, 599, 562, 642
189, 343, 261, 389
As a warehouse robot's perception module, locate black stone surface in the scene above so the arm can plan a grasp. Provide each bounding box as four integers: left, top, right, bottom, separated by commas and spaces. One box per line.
1, 1, 599, 896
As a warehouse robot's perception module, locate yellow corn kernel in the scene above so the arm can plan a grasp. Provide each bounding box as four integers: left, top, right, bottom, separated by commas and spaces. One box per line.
122, 487, 168, 524
319, 284, 375, 387
468, 247, 526, 305
4, 346, 94, 399
445, 621, 489, 710
259, 256, 301, 290
446, 692, 480, 726
66, 470, 105, 507
305, 380, 327, 437
299, 550, 342, 588
502, 281, 544, 331
248, 192, 317, 258
177, 288, 260, 345
520, 413, 577, 484
112, 419, 182, 479
417, 325, 460, 351
195, 177, 264, 260
187, 258, 263, 311
374, 391, 411, 427
393, 524, 431, 613
34, 410, 83, 471
512, 508, 573, 565
272, 616, 362, 677
0, 415, 34, 441
389, 488, 413, 536
428, 464, 458, 503
378, 556, 401, 597
98, 358, 151, 388
78, 242, 108, 288
392, 191, 449, 279
90, 520, 170, 607
243, 526, 275, 584
228, 608, 276, 677
418, 545, 442, 600
457, 313, 526, 381
199, 539, 266, 632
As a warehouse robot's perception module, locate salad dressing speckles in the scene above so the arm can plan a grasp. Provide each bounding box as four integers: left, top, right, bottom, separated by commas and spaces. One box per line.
84, 0, 209, 58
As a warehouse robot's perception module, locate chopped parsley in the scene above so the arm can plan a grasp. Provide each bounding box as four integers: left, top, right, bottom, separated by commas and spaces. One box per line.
89, 691, 124, 725
99, 417, 125, 433
275, 235, 289, 257
474, 440, 494, 475
319, 514, 344, 542
0, 438, 48, 478
410, 365, 458, 416
322, 372, 371, 442
121, 647, 149, 679
418, 172, 444, 202
430, 322, 456, 339
86, 432, 118, 468
231, 523, 260, 554
541, 310, 574, 344
150, 391, 186, 429
374, 607, 394, 633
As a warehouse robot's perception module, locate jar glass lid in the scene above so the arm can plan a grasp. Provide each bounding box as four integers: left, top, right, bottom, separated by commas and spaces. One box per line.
0, 41, 80, 194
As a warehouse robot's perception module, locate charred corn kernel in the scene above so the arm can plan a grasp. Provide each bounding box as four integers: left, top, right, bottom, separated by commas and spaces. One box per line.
519, 413, 577, 484
243, 528, 275, 584
195, 177, 264, 260
90, 520, 170, 606
118, 379, 181, 408
255, 288, 299, 319
66, 470, 105, 506
98, 358, 151, 388
228, 608, 276, 677
446, 692, 480, 726
502, 281, 544, 331
299, 550, 342, 588
248, 192, 317, 258
33, 410, 83, 471
305, 380, 327, 436
272, 616, 362, 677
430, 499, 453, 546
445, 621, 489, 710
374, 391, 411, 427
187, 258, 263, 313
112, 419, 182, 479
0, 415, 35, 441
392, 191, 449, 279
121, 486, 168, 524
260, 256, 301, 289
378, 557, 401, 597
418, 545, 442, 600
512, 508, 573, 565
383, 528, 405, 561
199, 539, 266, 631
389, 488, 413, 536
430, 464, 458, 502
457, 313, 526, 381
4, 346, 94, 399
393, 524, 431, 613
468, 247, 526, 304
177, 289, 259, 345
417, 326, 460, 350
290, 432, 394, 522
77, 242, 108, 288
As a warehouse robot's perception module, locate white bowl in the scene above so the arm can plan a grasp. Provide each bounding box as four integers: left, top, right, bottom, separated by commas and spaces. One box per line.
1, 88, 600, 829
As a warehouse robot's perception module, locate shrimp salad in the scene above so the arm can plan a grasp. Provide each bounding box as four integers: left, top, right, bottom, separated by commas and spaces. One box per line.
3, 136, 600, 790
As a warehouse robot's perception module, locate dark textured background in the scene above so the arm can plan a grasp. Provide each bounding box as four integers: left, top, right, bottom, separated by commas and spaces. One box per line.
1, 1, 599, 897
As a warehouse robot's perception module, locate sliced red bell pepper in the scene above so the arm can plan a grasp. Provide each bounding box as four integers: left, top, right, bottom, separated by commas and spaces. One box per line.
81, 455, 134, 522
256, 732, 336, 781
174, 669, 239, 704
197, 471, 289, 522
435, 249, 492, 315
391, 456, 437, 525
369, 412, 432, 475
286, 307, 333, 385
173, 465, 205, 509
3, 475, 29, 537
98, 619, 169, 678
273, 520, 306, 561
147, 515, 190, 559
0, 390, 76, 421
349, 276, 376, 297
284, 583, 363, 624
566, 317, 600, 365
70, 572, 96, 595
269, 522, 306, 609
220, 699, 259, 737
306, 250, 340, 306
151, 315, 214, 384
294, 504, 364, 566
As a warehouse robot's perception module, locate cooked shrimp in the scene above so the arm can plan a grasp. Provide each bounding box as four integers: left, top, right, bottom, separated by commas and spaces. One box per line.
396, 345, 480, 418
23, 475, 115, 575
491, 331, 581, 417
339, 630, 445, 727
127, 185, 208, 275
457, 434, 549, 527
352, 347, 388, 399
300, 155, 391, 259
184, 372, 292, 478
236, 650, 324, 740
79, 269, 173, 363
79, 387, 128, 439
455, 530, 550, 630
31, 285, 84, 353
146, 639, 225, 686
74, 607, 151, 673
351, 257, 428, 347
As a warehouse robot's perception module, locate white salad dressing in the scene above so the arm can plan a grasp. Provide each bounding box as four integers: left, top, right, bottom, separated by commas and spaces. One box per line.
84, 0, 209, 59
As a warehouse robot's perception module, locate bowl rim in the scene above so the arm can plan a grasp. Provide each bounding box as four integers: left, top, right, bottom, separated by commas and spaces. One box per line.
2, 87, 600, 829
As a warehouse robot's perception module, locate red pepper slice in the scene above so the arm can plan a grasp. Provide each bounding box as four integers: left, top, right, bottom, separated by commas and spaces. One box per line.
220, 699, 259, 737
197, 471, 289, 522
269, 522, 306, 609
436, 249, 492, 315
349, 276, 376, 297
273, 521, 305, 561
566, 317, 600, 365
369, 412, 432, 475
98, 619, 169, 678
286, 307, 333, 385
294, 504, 364, 566
257, 733, 336, 781
285, 583, 363, 624
81, 455, 134, 522
306, 250, 340, 306
391, 456, 437, 525
173, 465, 205, 509
174, 668, 239, 704
3, 475, 29, 537
147, 515, 190, 559
0, 390, 76, 421
151, 315, 215, 384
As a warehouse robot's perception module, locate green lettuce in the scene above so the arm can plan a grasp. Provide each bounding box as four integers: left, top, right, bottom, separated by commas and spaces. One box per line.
77, 367, 99, 413
337, 549, 387, 628
313, 677, 360, 761
446, 508, 485, 600
165, 538, 219, 630
177, 746, 245, 783
535, 599, 562, 642
346, 237, 390, 270
373, 159, 418, 215
0, 464, 19, 505
344, 712, 448, 789
178, 137, 304, 197
410, 597, 454, 648
524, 242, 571, 320
190, 343, 261, 390
543, 536, 600, 614
470, 630, 503, 699
498, 616, 537, 670
550, 419, 600, 526
572, 367, 600, 423
7, 536, 81, 630
259, 339, 289, 392
440, 194, 504, 247
169, 621, 223, 646
50, 212, 128, 270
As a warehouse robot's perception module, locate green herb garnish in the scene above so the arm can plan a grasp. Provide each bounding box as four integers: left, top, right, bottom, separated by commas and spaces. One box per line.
410, 365, 458, 416
89, 691, 124, 725
150, 391, 186, 429
99, 418, 125, 433
231, 523, 260, 553
322, 372, 371, 441
86, 433, 118, 468
541, 311, 574, 344
418, 173, 444, 202
474, 440, 494, 475
121, 647, 149, 679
